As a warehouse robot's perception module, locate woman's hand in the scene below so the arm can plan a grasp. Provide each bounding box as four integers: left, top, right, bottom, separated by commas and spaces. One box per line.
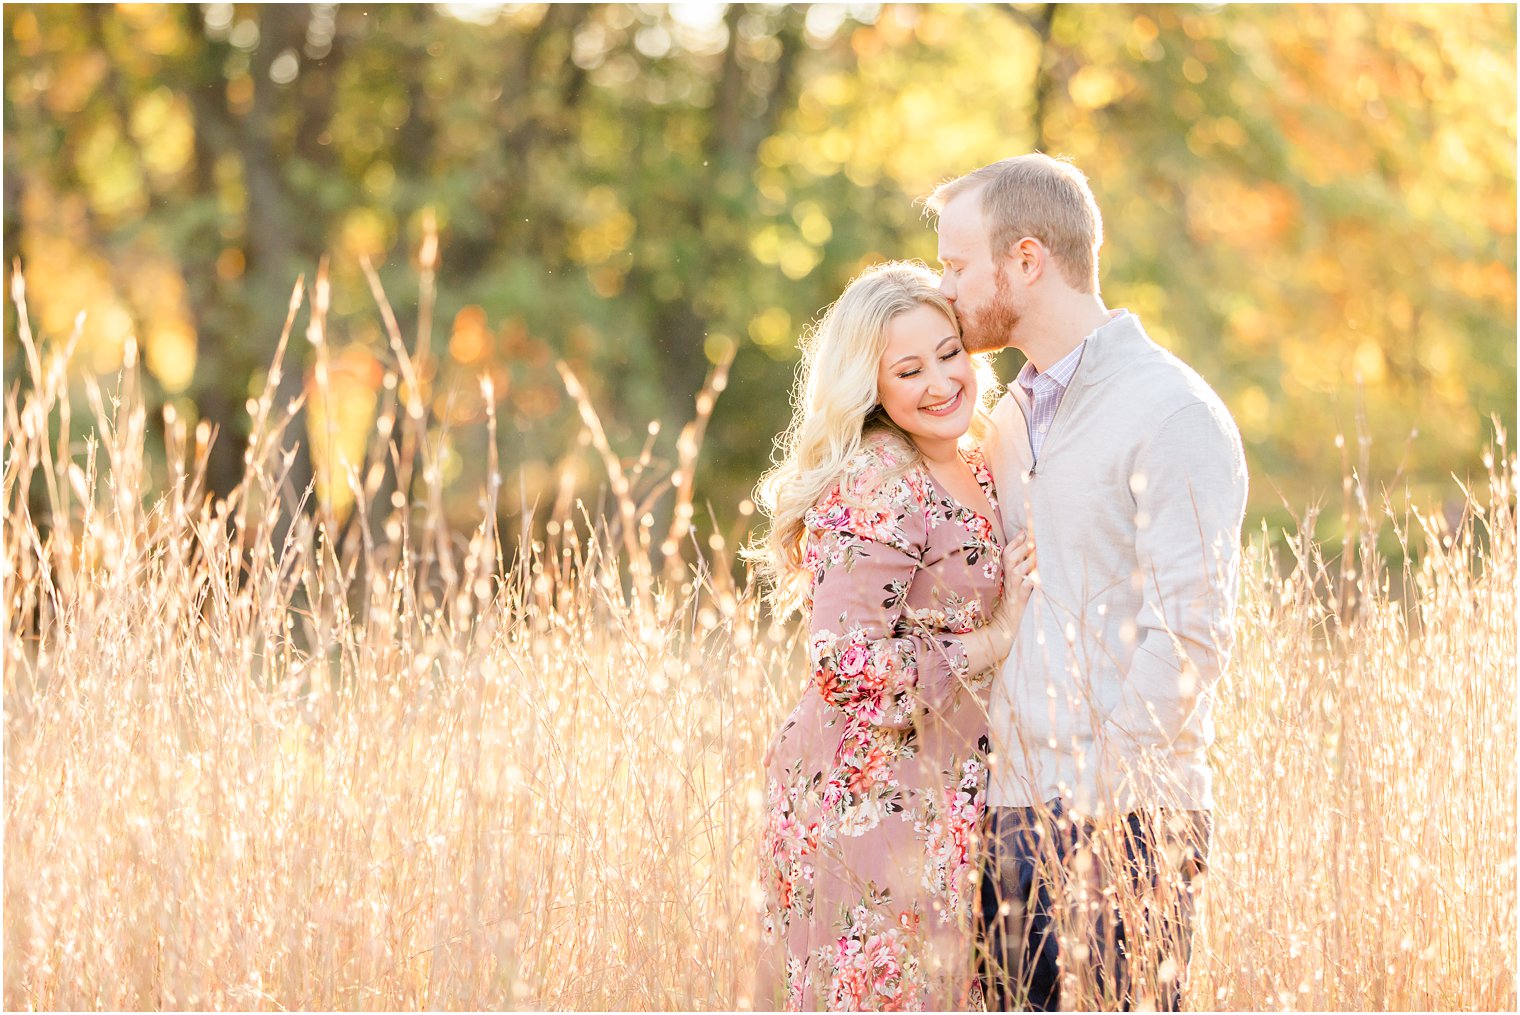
959, 533, 1038, 673
997, 534, 1039, 622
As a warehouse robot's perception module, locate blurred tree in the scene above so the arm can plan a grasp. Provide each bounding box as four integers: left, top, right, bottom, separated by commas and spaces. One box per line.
3, 3, 1514, 555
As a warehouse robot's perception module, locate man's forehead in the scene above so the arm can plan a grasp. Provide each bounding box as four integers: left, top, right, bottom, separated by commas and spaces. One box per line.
935, 191, 986, 250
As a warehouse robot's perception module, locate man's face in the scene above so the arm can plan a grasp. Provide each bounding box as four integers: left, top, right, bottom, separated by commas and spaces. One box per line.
935, 190, 1021, 354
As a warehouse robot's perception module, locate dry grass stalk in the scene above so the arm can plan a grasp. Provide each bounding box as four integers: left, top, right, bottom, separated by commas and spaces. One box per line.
3, 264, 1514, 1010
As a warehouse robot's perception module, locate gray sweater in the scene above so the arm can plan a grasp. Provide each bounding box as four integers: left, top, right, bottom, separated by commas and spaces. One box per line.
983, 311, 1248, 815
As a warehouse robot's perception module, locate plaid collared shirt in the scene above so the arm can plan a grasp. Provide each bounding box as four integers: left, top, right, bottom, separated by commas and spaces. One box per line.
1016, 341, 1086, 461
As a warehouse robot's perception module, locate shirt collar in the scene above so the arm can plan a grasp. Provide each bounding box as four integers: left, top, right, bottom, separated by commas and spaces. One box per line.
1017, 340, 1085, 395
1016, 309, 1131, 394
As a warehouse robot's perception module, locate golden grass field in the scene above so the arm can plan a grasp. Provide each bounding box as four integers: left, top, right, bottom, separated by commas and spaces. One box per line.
4, 274, 1516, 1010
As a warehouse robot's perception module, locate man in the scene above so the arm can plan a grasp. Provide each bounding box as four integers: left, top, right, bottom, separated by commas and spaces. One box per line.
927, 154, 1248, 1010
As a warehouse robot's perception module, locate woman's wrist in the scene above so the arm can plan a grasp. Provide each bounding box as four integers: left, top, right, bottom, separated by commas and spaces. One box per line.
959, 620, 1012, 674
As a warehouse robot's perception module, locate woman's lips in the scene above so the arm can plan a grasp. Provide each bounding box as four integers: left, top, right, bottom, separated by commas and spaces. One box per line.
920, 388, 964, 416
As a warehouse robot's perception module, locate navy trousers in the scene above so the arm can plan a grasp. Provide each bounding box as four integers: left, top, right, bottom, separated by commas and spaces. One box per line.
978, 801, 1210, 1011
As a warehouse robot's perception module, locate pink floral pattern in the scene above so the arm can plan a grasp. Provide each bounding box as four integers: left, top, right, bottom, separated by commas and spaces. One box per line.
757, 436, 1004, 1011
917, 754, 988, 913
820, 889, 927, 1011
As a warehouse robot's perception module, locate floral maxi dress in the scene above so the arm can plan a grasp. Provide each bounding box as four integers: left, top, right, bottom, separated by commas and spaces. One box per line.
757, 437, 1005, 1011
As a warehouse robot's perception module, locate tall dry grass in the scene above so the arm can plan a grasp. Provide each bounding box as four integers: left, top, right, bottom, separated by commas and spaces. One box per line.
1196, 436, 1516, 1011
3, 266, 1515, 1010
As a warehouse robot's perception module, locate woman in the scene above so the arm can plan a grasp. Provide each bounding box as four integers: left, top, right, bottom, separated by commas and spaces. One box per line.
751, 262, 1036, 1011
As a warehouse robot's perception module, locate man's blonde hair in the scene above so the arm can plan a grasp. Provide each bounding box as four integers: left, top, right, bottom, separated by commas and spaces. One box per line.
927, 153, 1104, 294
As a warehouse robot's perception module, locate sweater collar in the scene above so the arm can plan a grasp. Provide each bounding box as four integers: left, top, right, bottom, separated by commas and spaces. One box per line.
1002, 312, 1153, 419
1065, 309, 1156, 390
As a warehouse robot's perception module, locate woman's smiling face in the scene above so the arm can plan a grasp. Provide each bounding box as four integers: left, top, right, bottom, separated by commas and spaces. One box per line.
875, 302, 976, 454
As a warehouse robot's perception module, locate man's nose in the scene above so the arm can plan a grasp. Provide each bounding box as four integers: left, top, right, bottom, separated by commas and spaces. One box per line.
938, 275, 955, 302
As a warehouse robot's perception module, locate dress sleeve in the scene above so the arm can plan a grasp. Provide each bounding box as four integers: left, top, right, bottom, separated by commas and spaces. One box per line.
804, 455, 973, 729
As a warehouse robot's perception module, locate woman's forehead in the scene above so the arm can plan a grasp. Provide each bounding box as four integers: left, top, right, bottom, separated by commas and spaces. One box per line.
881, 305, 957, 362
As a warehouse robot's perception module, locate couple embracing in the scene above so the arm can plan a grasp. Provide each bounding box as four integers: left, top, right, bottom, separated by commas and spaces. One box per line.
752, 154, 1249, 1011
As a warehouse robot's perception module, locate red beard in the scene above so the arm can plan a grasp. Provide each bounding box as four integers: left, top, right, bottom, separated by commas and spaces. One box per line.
958, 264, 1020, 353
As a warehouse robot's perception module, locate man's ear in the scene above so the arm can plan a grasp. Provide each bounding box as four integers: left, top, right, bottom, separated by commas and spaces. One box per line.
1011, 236, 1045, 284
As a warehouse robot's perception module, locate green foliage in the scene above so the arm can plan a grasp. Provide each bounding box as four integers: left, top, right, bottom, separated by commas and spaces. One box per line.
3, 3, 1514, 546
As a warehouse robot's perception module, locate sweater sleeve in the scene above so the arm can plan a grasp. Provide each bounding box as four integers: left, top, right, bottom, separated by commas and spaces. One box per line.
1102, 400, 1248, 751
805, 460, 972, 729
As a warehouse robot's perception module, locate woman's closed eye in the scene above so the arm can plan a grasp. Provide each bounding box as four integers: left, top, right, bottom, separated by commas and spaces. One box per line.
897, 348, 961, 378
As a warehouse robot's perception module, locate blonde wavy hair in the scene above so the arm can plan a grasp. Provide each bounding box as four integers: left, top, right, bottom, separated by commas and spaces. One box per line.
748, 261, 999, 617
